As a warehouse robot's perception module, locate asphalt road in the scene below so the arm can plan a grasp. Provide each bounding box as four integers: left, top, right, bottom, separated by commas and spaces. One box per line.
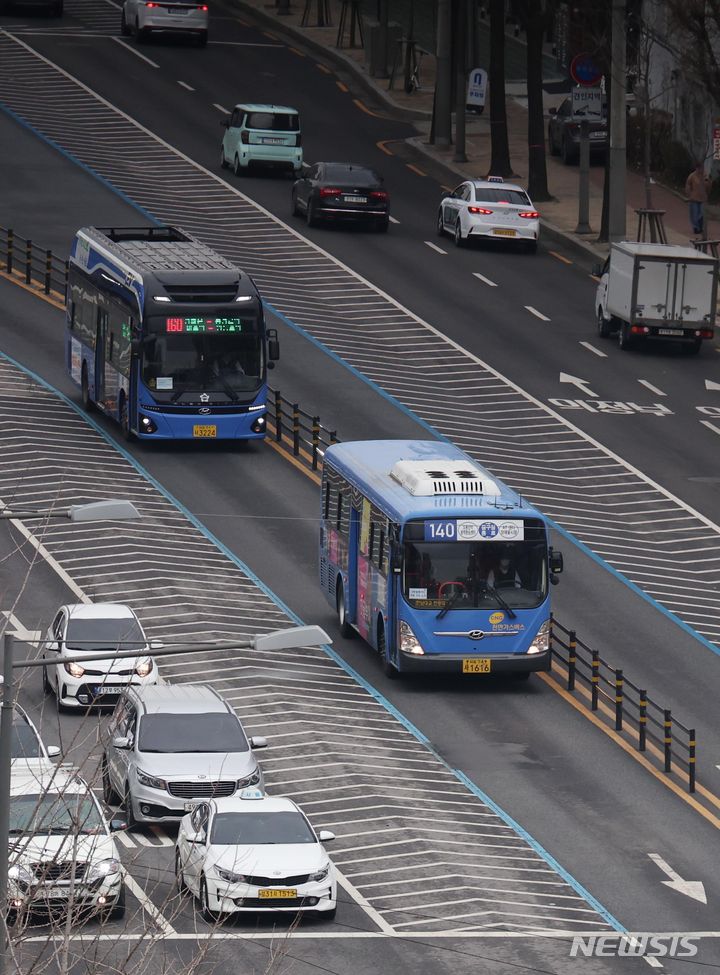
1, 2, 720, 973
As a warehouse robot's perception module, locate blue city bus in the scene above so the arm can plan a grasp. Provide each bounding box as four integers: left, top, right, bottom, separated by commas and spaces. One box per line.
320, 440, 564, 678
66, 226, 279, 441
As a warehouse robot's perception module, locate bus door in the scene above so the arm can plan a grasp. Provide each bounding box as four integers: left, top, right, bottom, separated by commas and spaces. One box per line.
94, 308, 108, 410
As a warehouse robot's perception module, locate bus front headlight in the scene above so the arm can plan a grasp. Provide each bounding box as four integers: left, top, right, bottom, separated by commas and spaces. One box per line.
527, 619, 550, 654
399, 621, 424, 655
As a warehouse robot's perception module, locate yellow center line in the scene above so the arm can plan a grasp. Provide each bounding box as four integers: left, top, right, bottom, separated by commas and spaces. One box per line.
353, 99, 382, 118
376, 140, 395, 156
336, 81, 349, 93
549, 250, 573, 265
316, 63, 331, 74
406, 164, 427, 178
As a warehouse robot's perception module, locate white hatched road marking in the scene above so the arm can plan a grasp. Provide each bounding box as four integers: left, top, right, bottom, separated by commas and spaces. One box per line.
0, 358, 613, 936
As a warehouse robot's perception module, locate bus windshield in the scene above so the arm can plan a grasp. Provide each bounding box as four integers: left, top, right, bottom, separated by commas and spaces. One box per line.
403, 536, 548, 610
142, 318, 264, 396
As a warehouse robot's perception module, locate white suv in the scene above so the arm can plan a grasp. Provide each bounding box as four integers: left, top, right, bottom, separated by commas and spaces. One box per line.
8, 767, 126, 920
121, 0, 209, 47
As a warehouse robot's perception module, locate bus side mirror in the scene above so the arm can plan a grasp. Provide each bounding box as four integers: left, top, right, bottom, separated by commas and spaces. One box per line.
267, 328, 280, 362
550, 573, 560, 586
549, 548, 564, 574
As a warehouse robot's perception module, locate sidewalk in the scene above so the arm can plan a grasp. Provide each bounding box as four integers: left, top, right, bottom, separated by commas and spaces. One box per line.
236, 0, 713, 257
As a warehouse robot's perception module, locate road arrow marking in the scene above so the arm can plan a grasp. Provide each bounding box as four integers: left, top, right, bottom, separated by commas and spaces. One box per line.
706, 379, 720, 391
648, 853, 707, 903
559, 372, 598, 398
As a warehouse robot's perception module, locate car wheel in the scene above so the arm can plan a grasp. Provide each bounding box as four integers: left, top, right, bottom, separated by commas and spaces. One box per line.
336, 581, 354, 639
291, 190, 301, 217
196, 30, 208, 47
233, 154, 244, 178
220, 147, 228, 170
42, 664, 52, 696
512, 671, 531, 682
200, 876, 218, 923
120, 10, 130, 34
175, 851, 187, 894
55, 684, 69, 713
378, 622, 397, 679
306, 200, 319, 228
436, 209, 445, 237
597, 308, 612, 338
548, 126, 559, 156
683, 337, 702, 355
618, 322, 634, 351
525, 239, 538, 254
123, 784, 137, 831
136, 23, 150, 43
102, 755, 119, 805
454, 220, 466, 248
320, 906, 337, 920
81, 364, 94, 412
375, 217, 389, 233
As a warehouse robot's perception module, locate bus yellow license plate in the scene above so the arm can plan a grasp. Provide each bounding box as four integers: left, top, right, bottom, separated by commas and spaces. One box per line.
259, 889, 297, 899
462, 658, 491, 674
193, 425, 217, 438
493, 229, 516, 236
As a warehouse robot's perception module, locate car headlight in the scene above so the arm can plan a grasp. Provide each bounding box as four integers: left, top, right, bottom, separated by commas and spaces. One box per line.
64, 661, 85, 678
87, 858, 122, 882
134, 658, 153, 678
308, 866, 329, 882
237, 769, 261, 789
8, 864, 34, 885
136, 768, 166, 790
527, 619, 550, 654
215, 866, 249, 884
399, 620, 424, 655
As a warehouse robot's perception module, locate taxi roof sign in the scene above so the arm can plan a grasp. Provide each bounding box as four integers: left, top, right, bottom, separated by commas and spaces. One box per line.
486, 175, 504, 183
239, 787, 264, 800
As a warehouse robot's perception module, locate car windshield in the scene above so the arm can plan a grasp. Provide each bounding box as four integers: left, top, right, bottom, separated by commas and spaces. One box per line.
246, 112, 299, 131
474, 188, 531, 206
210, 811, 316, 845
12, 716, 41, 759
10, 793, 104, 835
143, 318, 264, 397
138, 713, 249, 753
65, 616, 145, 652
402, 520, 548, 610
323, 164, 379, 186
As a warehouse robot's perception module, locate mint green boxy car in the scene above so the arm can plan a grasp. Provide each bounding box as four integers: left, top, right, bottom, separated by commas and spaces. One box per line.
220, 104, 302, 177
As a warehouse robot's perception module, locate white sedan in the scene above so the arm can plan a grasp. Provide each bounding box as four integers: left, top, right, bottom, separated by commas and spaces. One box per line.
437, 177, 540, 252
175, 790, 337, 921
42, 603, 159, 712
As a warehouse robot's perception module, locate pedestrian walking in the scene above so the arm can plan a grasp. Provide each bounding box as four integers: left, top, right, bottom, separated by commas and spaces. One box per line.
685, 161, 711, 237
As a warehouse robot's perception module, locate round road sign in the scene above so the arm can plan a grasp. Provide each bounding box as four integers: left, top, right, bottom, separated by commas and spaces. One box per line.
570, 53, 603, 87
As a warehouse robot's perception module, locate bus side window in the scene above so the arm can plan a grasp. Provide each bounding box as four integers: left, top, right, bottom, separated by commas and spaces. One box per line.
69, 301, 76, 331
336, 491, 343, 532
323, 479, 331, 519
368, 521, 375, 560
378, 530, 385, 571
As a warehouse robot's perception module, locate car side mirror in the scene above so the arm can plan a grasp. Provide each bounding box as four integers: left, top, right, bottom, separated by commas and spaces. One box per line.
112, 736, 130, 750
549, 548, 564, 574
109, 818, 128, 832
47, 745, 61, 759
318, 830, 335, 842
548, 106, 557, 115
150, 640, 164, 651
187, 830, 205, 844
249, 736, 268, 749
591, 263, 602, 277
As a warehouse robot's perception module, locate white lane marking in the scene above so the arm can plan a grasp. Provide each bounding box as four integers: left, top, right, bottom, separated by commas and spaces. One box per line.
579, 341, 607, 358
111, 38, 160, 69
336, 872, 395, 934
122, 873, 176, 935
424, 241, 447, 255
212, 103, 231, 114
389, 216, 400, 225
177, 81, 195, 92
472, 272, 497, 287
639, 379, 667, 397
525, 305, 550, 321
701, 420, 720, 436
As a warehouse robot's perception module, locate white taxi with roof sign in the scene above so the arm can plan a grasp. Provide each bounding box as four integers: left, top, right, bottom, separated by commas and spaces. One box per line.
437, 177, 540, 252
175, 790, 338, 920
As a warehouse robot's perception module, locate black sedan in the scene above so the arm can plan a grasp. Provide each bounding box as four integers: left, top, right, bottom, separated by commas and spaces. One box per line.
292, 162, 390, 232
547, 97, 607, 164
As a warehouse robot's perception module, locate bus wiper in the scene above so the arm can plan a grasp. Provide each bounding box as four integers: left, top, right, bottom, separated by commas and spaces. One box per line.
218, 378, 239, 402
486, 586, 516, 620
436, 589, 462, 620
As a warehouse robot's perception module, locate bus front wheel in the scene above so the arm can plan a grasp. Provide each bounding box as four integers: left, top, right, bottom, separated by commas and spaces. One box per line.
378, 622, 397, 679
81, 365, 95, 412
336, 581, 354, 639
119, 395, 134, 442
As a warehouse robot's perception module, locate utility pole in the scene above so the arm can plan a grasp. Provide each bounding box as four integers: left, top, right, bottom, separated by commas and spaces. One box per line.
608, 0, 627, 241
434, 0, 453, 147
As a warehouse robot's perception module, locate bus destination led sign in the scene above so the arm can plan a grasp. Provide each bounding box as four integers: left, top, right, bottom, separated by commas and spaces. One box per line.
424, 519, 525, 541
165, 317, 247, 333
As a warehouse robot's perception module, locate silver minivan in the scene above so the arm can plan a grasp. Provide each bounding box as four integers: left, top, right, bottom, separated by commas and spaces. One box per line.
101, 683, 267, 827
221, 104, 302, 177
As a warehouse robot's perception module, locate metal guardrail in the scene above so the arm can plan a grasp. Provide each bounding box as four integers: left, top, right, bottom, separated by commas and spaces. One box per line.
550, 617, 696, 793
0, 227, 68, 298
0, 224, 701, 793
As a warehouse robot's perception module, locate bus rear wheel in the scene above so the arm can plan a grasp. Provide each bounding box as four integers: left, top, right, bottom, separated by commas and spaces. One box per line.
81, 366, 95, 412
336, 581, 354, 639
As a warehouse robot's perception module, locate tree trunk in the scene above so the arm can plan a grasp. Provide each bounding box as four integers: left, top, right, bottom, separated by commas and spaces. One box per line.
525, 8, 551, 200
489, 0, 513, 176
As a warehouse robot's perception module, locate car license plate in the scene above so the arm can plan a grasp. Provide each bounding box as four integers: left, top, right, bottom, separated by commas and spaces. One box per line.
184, 800, 200, 811
344, 195, 367, 204
193, 424, 216, 438
261, 138, 283, 144
462, 658, 492, 674
94, 685, 124, 695
591, 131, 607, 139
658, 328, 684, 336
45, 888, 69, 899
259, 889, 297, 899
493, 229, 516, 237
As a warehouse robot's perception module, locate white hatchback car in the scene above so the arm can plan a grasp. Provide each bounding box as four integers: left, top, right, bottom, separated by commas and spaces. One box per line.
42, 603, 158, 712
120, 0, 209, 47
437, 177, 540, 252
175, 790, 337, 921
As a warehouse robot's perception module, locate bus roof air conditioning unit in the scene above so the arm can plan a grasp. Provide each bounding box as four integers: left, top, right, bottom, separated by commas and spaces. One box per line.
389, 460, 500, 497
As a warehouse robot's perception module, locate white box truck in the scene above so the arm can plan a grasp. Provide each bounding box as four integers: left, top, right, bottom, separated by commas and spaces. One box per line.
594, 242, 718, 353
